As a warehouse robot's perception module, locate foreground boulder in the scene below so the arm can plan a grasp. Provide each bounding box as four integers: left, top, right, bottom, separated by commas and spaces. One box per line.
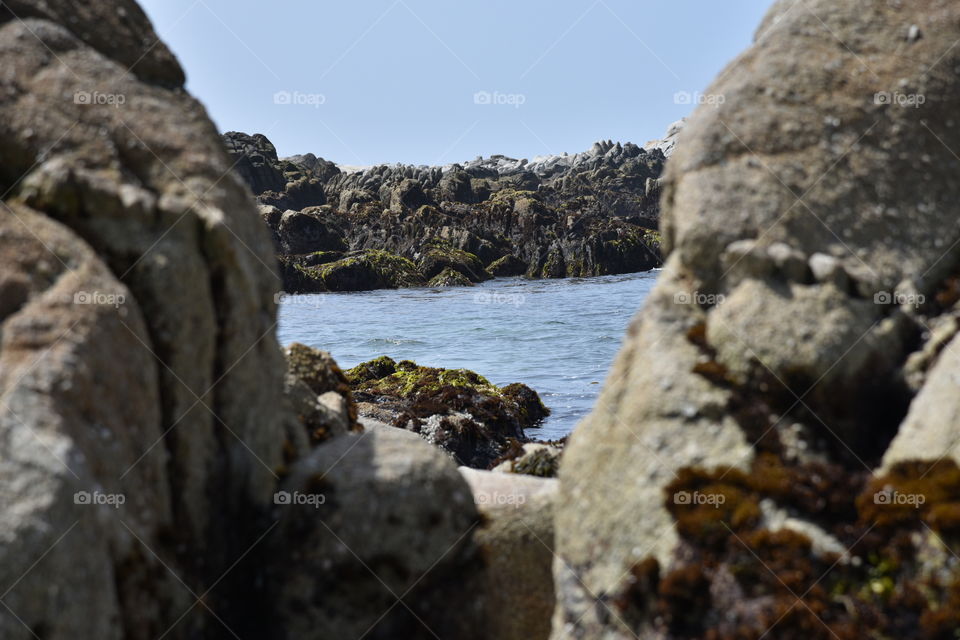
0, 3, 290, 635
346, 357, 550, 468
0, 2, 531, 638
459, 468, 559, 640
266, 428, 485, 639
0, 204, 181, 640
553, 1, 960, 638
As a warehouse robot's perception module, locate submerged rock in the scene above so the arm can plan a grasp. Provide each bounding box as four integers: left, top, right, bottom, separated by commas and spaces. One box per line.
346, 357, 550, 468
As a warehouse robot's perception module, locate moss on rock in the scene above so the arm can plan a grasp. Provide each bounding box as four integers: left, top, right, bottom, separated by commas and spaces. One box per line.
298, 250, 425, 291
417, 243, 490, 283
487, 254, 528, 277
345, 357, 551, 468
428, 267, 474, 288
615, 454, 960, 639
500, 382, 550, 426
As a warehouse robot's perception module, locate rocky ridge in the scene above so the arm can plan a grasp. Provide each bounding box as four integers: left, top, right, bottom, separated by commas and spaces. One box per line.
223, 130, 669, 292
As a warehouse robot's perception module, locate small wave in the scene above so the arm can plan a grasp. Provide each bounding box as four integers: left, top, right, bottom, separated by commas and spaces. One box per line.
364, 338, 429, 346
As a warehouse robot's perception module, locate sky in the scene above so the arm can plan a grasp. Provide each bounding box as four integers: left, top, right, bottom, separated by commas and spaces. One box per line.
138, 0, 774, 166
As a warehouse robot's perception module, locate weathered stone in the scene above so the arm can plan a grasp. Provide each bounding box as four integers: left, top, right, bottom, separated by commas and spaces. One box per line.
265, 429, 485, 639
459, 468, 557, 640
552, 0, 960, 636
428, 267, 474, 287
0, 4, 288, 637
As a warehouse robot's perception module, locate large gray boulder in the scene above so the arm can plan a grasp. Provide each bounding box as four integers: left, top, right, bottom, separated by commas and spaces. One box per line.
265, 428, 486, 639
0, 2, 286, 637
553, 1, 960, 638
0, 203, 182, 639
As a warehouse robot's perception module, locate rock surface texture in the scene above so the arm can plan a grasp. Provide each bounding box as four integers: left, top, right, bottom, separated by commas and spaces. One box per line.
0, 2, 289, 635
460, 467, 559, 640
552, 1, 960, 639
346, 356, 551, 469
0, 3, 533, 639
224, 131, 667, 291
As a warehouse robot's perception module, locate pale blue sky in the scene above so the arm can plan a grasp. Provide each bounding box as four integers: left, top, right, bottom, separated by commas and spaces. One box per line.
139, 0, 773, 165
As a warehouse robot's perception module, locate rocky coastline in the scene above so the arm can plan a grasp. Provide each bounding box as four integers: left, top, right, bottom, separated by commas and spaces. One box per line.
286, 345, 558, 471
5, 0, 960, 639
223, 130, 670, 292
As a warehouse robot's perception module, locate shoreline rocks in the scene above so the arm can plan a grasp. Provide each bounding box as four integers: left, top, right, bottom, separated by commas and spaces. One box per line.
345, 356, 552, 469
224, 131, 670, 292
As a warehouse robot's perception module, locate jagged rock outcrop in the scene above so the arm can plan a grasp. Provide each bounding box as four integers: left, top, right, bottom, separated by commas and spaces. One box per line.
552, 2, 960, 638
346, 356, 550, 469
226, 132, 670, 291
223, 131, 328, 211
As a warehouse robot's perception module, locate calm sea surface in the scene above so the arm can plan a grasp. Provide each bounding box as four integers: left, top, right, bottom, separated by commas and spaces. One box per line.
277, 272, 658, 439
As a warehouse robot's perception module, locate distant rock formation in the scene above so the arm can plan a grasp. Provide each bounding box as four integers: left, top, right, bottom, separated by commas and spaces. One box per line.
223, 130, 673, 291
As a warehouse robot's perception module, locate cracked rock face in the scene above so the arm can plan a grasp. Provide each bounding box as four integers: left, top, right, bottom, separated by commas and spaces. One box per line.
0, 3, 287, 637
0, 4, 538, 639
552, 1, 960, 638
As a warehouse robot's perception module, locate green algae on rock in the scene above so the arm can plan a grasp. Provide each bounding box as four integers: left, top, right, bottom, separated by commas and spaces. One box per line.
284, 249, 425, 292
428, 267, 475, 288
283, 343, 361, 443
418, 243, 491, 283
345, 356, 550, 469
229, 132, 666, 293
